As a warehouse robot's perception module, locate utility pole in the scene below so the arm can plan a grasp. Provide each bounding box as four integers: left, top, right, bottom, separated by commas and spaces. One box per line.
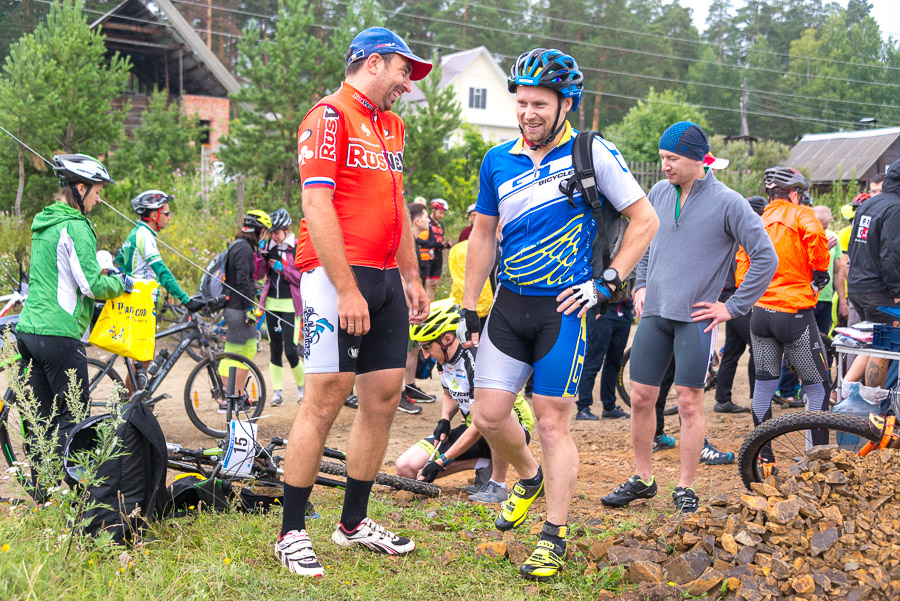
740, 77, 750, 137
206, 0, 212, 50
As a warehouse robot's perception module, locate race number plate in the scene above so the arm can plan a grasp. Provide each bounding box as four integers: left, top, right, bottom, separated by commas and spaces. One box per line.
222, 419, 258, 477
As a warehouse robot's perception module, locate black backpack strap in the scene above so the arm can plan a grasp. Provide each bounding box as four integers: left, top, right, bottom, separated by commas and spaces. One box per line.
559, 130, 616, 271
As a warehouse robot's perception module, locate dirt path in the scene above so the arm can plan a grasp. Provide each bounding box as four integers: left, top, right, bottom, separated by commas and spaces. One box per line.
4, 327, 807, 517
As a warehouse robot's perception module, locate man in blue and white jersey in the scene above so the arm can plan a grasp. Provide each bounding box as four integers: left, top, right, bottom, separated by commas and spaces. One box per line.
459, 48, 658, 580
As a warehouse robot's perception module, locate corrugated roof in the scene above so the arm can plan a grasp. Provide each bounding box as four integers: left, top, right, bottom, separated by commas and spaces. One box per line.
789, 127, 900, 183
90, 0, 239, 97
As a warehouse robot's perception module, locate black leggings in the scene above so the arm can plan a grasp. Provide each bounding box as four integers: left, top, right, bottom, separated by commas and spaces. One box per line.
266, 309, 300, 369
16, 332, 90, 456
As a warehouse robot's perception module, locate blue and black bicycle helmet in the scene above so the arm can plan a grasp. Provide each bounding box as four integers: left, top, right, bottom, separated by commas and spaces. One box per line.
508, 48, 584, 149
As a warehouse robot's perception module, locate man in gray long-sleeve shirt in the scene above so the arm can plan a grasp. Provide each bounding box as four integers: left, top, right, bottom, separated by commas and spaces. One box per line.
601, 122, 777, 514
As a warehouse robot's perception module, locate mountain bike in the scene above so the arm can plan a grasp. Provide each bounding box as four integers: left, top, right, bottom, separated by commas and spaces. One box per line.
166, 370, 438, 499
737, 387, 900, 488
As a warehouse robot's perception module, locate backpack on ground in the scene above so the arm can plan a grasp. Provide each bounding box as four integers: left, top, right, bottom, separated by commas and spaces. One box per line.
198, 240, 240, 301
559, 130, 634, 303
64, 401, 167, 544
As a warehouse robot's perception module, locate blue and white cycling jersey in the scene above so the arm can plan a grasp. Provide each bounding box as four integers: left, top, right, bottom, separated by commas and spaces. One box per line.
476, 122, 645, 296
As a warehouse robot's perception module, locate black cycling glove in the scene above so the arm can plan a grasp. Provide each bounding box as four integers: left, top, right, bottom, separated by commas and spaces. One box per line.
433, 418, 451, 442
811, 270, 830, 291
456, 308, 481, 343
419, 460, 444, 483
184, 298, 205, 313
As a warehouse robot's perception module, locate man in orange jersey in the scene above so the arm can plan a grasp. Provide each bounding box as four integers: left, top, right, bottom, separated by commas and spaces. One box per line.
735, 167, 831, 478
275, 27, 432, 577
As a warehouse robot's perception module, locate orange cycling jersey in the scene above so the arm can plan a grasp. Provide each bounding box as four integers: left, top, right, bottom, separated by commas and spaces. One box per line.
296, 82, 407, 272
736, 198, 830, 312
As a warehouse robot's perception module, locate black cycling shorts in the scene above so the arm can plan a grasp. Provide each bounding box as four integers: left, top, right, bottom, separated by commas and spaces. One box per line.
629, 315, 716, 389
415, 422, 531, 460
300, 266, 407, 374
474, 286, 586, 397
849, 292, 897, 325
750, 307, 828, 384
420, 260, 442, 281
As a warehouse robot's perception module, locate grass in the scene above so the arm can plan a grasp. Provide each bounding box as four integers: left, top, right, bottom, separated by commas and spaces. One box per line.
0, 486, 648, 601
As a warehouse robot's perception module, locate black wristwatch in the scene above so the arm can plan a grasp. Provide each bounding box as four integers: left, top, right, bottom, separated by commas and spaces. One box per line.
600, 268, 621, 293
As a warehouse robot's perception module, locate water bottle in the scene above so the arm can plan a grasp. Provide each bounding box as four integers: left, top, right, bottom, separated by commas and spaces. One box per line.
833, 381, 879, 449
147, 348, 170, 378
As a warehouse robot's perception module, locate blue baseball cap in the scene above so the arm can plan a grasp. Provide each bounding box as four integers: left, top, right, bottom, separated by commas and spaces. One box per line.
347, 27, 433, 81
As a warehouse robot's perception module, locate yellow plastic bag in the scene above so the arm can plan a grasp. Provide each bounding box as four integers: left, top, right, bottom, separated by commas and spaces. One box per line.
89, 281, 159, 361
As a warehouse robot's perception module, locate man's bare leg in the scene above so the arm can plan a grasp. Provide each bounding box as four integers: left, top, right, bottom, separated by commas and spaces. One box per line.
472, 388, 536, 479
674, 385, 705, 488
347, 368, 405, 478
284, 372, 355, 486
630, 381, 661, 481
531, 394, 578, 526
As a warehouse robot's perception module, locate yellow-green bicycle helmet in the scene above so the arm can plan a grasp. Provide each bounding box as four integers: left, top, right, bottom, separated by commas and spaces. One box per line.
410, 298, 460, 343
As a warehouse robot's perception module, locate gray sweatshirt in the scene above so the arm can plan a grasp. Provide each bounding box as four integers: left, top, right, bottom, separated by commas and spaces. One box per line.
635, 171, 777, 322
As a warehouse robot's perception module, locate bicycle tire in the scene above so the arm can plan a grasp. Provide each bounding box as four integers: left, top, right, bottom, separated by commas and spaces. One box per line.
183, 352, 266, 438
0, 391, 26, 470
85, 357, 124, 406
737, 411, 876, 489
180, 310, 226, 363
616, 348, 632, 407
319, 460, 440, 497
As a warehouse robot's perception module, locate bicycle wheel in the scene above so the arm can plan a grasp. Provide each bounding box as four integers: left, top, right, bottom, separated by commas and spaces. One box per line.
319, 460, 440, 497
180, 310, 226, 363
0, 389, 26, 470
737, 411, 877, 489
86, 357, 124, 407
616, 348, 632, 407
183, 352, 266, 438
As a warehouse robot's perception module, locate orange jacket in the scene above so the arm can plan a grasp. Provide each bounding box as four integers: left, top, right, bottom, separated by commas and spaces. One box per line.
736, 199, 829, 312
295, 82, 406, 272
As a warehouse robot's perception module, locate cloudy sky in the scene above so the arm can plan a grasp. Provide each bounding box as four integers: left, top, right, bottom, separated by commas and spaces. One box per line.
679, 0, 900, 39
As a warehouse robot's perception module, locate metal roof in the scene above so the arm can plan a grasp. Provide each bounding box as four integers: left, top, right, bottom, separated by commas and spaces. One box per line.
789, 126, 900, 183
90, 0, 239, 97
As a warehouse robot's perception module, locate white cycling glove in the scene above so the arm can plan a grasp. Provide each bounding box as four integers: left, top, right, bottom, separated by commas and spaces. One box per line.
571, 280, 613, 314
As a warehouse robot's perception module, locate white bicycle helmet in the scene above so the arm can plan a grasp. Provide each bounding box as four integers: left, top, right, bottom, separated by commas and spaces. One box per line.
430, 198, 449, 211
52, 154, 114, 186
131, 190, 172, 215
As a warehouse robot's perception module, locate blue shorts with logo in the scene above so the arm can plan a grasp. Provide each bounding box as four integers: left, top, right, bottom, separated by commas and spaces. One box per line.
474, 286, 587, 397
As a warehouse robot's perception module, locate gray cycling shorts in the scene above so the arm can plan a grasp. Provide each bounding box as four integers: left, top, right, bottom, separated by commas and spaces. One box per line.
629, 315, 716, 389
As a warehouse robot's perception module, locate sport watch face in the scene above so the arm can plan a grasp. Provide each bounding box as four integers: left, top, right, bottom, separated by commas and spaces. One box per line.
601, 268, 620, 285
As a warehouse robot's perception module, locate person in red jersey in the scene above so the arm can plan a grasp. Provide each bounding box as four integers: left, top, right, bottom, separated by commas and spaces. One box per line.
275, 27, 432, 577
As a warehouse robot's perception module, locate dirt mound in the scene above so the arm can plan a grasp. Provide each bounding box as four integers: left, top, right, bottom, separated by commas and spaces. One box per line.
593, 446, 900, 600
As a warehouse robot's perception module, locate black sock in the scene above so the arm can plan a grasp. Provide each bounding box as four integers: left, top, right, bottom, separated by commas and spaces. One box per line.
281, 483, 313, 537
541, 521, 567, 554
521, 465, 543, 487
340, 477, 374, 531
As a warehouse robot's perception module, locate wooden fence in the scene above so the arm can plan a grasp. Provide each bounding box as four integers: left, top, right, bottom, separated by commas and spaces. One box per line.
629, 160, 664, 192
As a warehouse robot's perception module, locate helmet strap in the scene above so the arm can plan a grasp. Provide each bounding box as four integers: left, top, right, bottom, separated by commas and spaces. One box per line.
437, 334, 454, 364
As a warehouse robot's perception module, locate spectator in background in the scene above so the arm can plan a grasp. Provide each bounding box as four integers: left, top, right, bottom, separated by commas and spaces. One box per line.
458, 203, 477, 243
713, 195, 767, 414
845, 160, 900, 388
449, 235, 492, 323
772, 204, 843, 405
869, 172, 885, 196
420, 198, 452, 300
575, 291, 632, 421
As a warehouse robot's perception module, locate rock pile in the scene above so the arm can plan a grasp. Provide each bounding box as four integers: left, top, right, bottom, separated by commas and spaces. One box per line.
597, 446, 900, 600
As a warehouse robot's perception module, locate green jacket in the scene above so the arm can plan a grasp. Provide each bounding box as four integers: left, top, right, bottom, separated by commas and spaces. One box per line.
17, 202, 125, 339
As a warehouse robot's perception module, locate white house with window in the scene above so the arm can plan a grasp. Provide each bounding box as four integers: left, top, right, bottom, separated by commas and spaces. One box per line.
405, 46, 520, 144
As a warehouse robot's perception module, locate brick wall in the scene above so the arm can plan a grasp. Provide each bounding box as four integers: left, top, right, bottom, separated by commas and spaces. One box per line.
183, 95, 230, 157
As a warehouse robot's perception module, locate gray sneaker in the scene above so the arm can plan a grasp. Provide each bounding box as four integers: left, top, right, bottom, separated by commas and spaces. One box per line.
271, 391, 284, 407
464, 462, 492, 494
468, 481, 508, 503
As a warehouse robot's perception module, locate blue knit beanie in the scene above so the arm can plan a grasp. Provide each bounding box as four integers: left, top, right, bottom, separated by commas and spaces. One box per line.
659, 121, 709, 161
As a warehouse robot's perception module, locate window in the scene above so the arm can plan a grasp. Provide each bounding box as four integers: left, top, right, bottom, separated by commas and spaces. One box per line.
469, 87, 487, 110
